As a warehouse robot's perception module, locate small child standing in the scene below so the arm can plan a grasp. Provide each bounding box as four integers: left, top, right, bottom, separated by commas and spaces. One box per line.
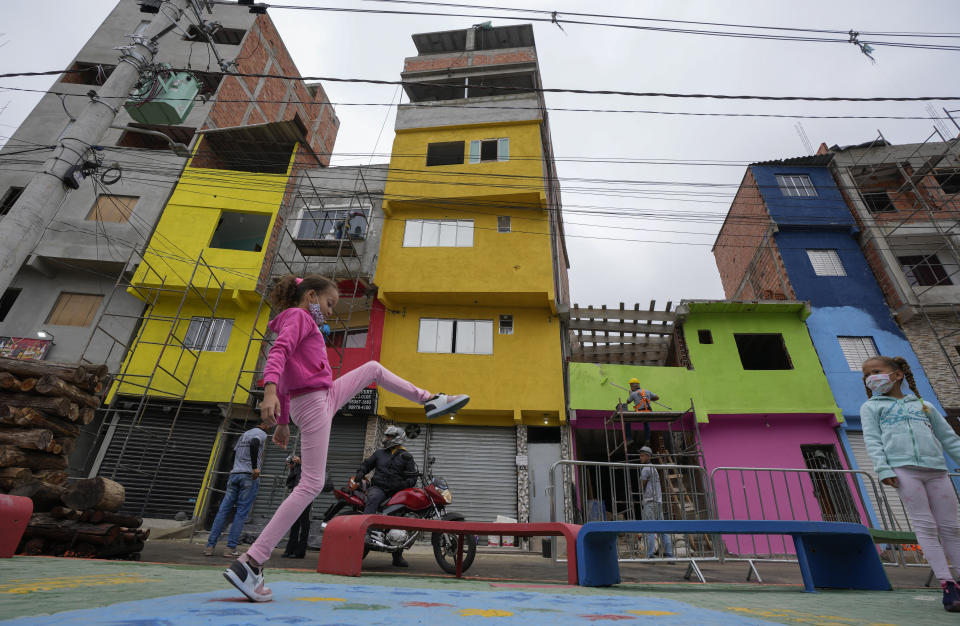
223, 274, 469, 602
861, 356, 960, 612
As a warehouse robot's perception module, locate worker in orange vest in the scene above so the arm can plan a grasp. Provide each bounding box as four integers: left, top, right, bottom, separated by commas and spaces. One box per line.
624, 378, 659, 412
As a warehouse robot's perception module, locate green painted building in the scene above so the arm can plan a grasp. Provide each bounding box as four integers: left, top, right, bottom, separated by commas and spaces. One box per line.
568, 301, 864, 539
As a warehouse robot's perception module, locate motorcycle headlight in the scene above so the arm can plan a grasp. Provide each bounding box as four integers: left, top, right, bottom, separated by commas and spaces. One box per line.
441, 488, 453, 504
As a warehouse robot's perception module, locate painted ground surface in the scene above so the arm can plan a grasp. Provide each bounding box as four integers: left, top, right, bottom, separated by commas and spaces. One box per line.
3, 581, 770, 625
0, 557, 951, 625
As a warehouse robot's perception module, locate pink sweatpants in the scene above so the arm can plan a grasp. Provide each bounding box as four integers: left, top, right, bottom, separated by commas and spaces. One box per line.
246, 361, 431, 565
894, 466, 960, 581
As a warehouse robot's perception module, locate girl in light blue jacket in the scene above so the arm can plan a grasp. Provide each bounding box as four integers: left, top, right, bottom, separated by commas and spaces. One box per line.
861, 355, 960, 612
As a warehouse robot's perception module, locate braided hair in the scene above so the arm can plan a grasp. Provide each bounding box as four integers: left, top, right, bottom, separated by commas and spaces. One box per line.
267, 274, 336, 311
862, 355, 924, 404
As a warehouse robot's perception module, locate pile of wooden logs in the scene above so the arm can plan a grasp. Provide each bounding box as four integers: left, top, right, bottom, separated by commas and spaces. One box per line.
0, 357, 143, 559
0, 356, 109, 480
17, 476, 149, 560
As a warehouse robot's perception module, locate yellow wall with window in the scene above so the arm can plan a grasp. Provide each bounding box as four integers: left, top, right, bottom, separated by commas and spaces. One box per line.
377, 121, 555, 308
113, 298, 268, 403
376, 120, 565, 424
117, 148, 295, 403
378, 304, 565, 425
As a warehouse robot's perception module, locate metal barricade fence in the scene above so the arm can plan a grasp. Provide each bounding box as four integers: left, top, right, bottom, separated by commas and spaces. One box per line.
548, 460, 717, 573
708, 466, 914, 567
545, 461, 946, 581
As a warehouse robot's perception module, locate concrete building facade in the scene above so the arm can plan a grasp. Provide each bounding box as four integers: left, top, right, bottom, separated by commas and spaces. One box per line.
373, 24, 570, 529
0, 0, 337, 370
825, 139, 960, 414
0, 0, 338, 479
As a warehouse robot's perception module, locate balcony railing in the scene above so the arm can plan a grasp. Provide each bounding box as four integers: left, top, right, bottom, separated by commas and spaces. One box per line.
291, 205, 370, 257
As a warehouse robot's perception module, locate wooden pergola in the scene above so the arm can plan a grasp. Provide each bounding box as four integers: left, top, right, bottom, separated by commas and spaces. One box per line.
564, 301, 677, 365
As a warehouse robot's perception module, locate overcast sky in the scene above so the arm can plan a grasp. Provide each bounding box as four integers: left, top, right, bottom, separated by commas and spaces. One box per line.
2, 0, 959, 310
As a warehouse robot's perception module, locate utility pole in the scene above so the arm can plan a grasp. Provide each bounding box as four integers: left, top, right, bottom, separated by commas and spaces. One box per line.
0, 0, 192, 294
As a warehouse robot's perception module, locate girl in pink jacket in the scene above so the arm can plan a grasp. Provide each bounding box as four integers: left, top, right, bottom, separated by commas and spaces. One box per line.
224, 274, 469, 602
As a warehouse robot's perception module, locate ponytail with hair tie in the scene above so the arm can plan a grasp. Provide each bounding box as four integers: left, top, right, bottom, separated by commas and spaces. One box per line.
267, 274, 335, 312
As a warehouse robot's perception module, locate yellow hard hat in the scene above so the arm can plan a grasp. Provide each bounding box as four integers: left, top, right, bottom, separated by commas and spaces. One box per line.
628, 378, 641, 385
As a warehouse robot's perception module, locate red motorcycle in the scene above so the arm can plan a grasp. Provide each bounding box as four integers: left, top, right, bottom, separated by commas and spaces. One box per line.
320, 458, 477, 574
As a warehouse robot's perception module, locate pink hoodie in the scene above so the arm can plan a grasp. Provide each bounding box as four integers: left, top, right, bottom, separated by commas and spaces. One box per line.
262, 307, 333, 424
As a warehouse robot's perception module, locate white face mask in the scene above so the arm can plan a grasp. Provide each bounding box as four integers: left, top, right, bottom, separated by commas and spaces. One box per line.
866, 373, 896, 394
308, 298, 325, 326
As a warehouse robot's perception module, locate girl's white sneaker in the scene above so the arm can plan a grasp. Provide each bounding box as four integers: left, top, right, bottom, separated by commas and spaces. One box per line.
424, 393, 470, 419
223, 555, 272, 602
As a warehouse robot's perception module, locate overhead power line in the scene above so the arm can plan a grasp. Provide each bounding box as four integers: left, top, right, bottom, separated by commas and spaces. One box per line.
208, 0, 960, 52
2, 69, 960, 101
0, 84, 955, 121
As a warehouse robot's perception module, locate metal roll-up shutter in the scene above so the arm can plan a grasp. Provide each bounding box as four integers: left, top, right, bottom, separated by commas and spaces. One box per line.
97, 404, 221, 519
847, 431, 911, 531
428, 425, 517, 524
396, 423, 428, 474
248, 415, 367, 528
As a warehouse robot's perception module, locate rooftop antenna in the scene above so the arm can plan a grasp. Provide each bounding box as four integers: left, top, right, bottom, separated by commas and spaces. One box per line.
795, 122, 814, 155
926, 104, 952, 141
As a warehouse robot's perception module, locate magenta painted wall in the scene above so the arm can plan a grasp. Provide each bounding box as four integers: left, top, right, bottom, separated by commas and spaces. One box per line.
701, 413, 868, 555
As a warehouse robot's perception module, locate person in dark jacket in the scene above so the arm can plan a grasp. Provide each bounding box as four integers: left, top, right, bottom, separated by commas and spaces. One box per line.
351, 425, 417, 567
281, 455, 310, 558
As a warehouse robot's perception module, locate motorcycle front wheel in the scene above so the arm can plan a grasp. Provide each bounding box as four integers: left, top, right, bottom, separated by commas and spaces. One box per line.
431, 531, 477, 574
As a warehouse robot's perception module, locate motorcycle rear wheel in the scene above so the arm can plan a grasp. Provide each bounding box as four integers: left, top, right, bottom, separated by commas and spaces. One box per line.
431, 531, 477, 574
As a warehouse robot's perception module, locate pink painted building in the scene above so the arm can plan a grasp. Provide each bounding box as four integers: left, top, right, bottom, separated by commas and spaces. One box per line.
568, 301, 863, 556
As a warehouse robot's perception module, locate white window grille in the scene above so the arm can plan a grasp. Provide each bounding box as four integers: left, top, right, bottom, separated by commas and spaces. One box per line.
838, 336, 878, 370
807, 249, 846, 276
499, 314, 514, 335
403, 219, 474, 247
776, 174, 817, 197
497, 216, 511, 233
418, 319, 493, 354
184, 317, 234, 352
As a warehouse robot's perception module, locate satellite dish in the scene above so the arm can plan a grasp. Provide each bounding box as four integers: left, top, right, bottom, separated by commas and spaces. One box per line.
405, 424, 421, 440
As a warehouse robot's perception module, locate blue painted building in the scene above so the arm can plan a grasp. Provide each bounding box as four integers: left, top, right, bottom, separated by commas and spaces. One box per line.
714, 155, 949, 529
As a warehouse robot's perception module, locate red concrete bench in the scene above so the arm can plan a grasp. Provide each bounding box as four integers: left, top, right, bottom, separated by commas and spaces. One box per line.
0, 494, 33, 558
316, 514, 581, 584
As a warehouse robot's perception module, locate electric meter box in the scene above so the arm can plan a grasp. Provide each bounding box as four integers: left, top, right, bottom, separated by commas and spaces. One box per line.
124, 70, 199, 125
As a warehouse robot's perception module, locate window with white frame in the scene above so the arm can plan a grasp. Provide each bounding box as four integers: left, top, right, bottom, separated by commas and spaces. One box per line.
499, 314, 513, 335
418, 319, 493, 354
403, 219, 474, 247
497, 216, 511, 233
469, 138, 509, 163
807, 249, 846, 276
837, 336, 879, 370
776, 174, 817, 197
184, 317, 234, 352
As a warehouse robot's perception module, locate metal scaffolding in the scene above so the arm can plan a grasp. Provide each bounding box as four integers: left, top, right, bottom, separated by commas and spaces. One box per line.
80, 249, 230, 518
74, 159, 384, 525
189, 165, 383, 536
836, 120, 960, 394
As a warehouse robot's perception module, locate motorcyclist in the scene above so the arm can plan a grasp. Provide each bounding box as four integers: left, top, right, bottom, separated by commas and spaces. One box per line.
350, 425, 418, 567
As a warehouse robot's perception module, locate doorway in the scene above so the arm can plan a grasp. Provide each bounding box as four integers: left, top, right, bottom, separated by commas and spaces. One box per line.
801, 444, 860, 523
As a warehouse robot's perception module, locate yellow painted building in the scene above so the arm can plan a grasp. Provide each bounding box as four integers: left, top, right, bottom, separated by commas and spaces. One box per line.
114, 137, 297, 404
375, 31, 568, 430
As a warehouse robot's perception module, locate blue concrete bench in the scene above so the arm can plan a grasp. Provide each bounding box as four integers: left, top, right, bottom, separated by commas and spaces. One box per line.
577, 520, 890, 592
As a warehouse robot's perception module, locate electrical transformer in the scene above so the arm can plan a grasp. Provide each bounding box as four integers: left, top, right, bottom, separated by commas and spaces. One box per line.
124, 68, 199, 125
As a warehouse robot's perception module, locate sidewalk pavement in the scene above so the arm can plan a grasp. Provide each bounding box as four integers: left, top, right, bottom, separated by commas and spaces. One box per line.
0, 540, 951, 625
